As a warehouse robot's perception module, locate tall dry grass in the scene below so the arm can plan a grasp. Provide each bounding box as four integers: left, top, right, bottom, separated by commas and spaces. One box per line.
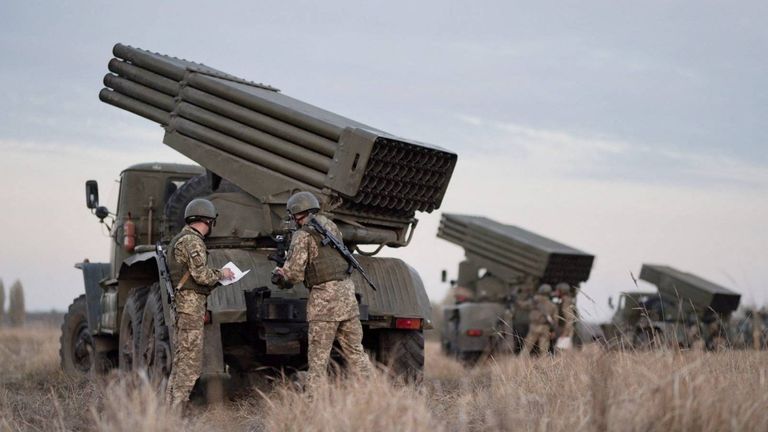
258, 373, 442, 432
2, 327, 768, 432
0, 327, 96, 431
425, 344, 768, 432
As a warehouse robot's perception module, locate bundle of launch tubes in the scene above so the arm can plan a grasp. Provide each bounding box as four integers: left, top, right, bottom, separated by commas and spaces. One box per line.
99, 44, 456, 221
438, 213, 594, 284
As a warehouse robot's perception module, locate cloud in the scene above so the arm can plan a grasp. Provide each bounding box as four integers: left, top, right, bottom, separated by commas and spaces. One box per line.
456, 115, 768, 189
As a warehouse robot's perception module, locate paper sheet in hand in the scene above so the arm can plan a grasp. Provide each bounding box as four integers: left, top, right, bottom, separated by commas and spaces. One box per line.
556, 336, 573, 350
220, 261, 251, 286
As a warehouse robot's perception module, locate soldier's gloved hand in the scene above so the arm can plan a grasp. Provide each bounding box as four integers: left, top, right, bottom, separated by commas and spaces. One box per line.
271, 268, 293, 289
221, 268, 235, 281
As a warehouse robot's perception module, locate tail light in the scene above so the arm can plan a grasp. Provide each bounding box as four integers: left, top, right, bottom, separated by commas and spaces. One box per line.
466, 329, 483, 337
204, 311, 212, 325
395, 318, 422, 330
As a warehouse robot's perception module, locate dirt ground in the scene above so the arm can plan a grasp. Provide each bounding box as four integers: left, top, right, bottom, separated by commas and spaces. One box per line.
1, 325, 767, 432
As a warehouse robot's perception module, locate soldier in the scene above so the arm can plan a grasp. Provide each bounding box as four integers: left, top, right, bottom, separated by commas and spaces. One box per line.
520, 284, 558, 356
272, 191, 372, 396
752, 308, 764, 350
686, 322, 705, 351
555, 282, 576, 349
706, 318, 727, 352
165, 198, 234, 407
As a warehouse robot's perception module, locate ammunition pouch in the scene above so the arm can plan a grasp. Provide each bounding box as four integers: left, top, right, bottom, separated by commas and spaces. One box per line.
300, 223, 350, 288
305, 253, 349, 288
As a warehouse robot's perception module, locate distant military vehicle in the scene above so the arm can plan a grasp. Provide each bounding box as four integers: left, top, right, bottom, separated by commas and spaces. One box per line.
602, 264, 741, 349
59, 44, 457, 395
437, 214, 595, 362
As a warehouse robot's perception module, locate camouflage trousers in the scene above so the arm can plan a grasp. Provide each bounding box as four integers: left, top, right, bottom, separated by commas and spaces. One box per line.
306, 318, 372, 396
522, 324, 551, 356
165, 291, 206, 407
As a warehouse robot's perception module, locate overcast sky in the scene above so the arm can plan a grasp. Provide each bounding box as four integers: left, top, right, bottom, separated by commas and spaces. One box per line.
0, 1, 766, 321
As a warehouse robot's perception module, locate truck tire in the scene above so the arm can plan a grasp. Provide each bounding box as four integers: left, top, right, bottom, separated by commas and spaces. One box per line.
376, 330, 424, 383
139, 283, 172, 383
119, 286, 149, 371
60, 295, 95, 374
164, 174, 242, 235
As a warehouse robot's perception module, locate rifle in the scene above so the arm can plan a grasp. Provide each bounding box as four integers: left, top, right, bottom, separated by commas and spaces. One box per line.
267, 232, 293, 268
268, 230, 294, 288
307, 216, 378, 291
155, 243, 177, 323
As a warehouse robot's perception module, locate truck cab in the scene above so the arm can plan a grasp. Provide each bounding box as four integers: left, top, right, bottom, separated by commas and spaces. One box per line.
108, 163, 204, 278
604, 291, 685, 348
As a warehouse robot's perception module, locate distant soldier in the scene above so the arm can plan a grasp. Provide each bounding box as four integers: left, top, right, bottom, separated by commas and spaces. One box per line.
707, 319, 727, 352
555, 282, 576, 349
686, 323, 705, 351
272, 192, 372, 396
752, 309, 764, 350
520, 284, 558, 356
165, 199, 234, 407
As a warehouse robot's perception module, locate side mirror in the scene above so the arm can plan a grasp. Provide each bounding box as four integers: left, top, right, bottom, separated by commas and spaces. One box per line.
608, 296, 614, 310
85, 180, 99, 209
441, 269, 447, 283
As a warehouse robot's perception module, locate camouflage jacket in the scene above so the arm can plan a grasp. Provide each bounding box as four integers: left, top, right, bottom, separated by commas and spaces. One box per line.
171, 226, 222, 294
281, 217, 359, 322
526, 295, 558, 326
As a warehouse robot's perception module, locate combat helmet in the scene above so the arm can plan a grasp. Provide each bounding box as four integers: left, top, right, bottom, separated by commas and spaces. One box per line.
286, 191, 320, 215
537, 284, 553, 295
184, 198, 218, 224
555, 282, 571, 295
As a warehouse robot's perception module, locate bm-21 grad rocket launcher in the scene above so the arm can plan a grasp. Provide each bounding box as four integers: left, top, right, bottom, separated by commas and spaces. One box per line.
59, 44, 457, 392
437, 213, 595, 361
603, 264, 741, 349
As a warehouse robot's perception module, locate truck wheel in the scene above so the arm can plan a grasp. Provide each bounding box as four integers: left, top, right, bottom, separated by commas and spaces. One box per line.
376, 330, 424, 383
119, 286, 149, 371
139, 283, 172, 383
60, 295, 95, 374
164, 174, 242, 235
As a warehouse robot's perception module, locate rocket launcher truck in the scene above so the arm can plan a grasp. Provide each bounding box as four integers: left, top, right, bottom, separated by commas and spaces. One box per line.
60, 44, 457, 393
437, 213, 595, 361
603, 264, 741, 349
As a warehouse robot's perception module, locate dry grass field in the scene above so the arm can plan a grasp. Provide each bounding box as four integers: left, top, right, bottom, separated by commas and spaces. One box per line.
2, 326, 768, 432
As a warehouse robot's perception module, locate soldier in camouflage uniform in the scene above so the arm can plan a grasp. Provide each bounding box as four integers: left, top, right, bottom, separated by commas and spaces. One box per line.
555, 282, 576, 350
520, 284, 558, 356
752, 308, 764, 350
687, 322, 705, 351
706, 319, 727, 351
273, 191, 372, 396
165, 198, 234, 407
